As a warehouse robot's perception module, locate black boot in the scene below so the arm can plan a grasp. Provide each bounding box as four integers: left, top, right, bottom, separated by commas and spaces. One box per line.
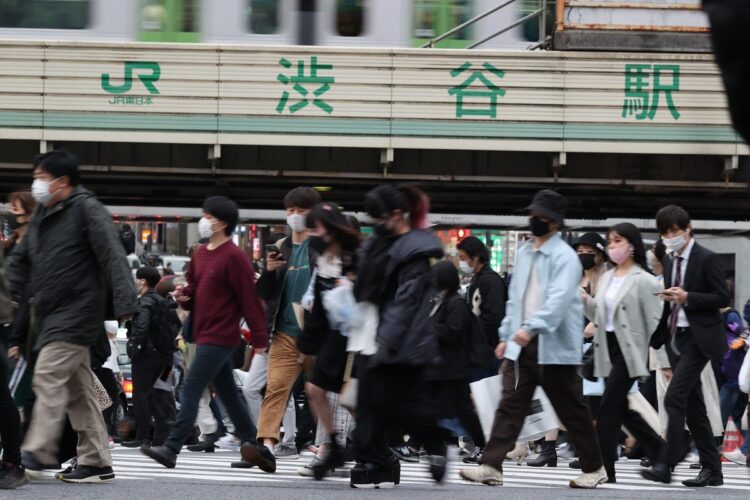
187, 432, 221, 453
311, 437, 345, 480
526, 440, 557, 467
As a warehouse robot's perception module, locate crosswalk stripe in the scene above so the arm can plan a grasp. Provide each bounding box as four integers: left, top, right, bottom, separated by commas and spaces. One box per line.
107, 448, 750, 490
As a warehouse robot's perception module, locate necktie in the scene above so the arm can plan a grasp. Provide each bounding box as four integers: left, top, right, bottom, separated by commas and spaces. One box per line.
668, 256, 683, 352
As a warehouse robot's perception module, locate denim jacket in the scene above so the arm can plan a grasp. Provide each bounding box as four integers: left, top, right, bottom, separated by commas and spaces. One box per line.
499, 233, 584, 365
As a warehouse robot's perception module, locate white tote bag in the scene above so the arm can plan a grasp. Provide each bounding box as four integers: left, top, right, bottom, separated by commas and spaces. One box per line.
470, 375, 559, 443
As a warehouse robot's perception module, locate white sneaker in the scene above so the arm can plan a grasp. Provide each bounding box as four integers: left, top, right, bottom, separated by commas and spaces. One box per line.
215, 435, 241, 452
684, 451, 700, 464
722, 449, 748, 465
458, 464, 503, 486
569, 466, 608, 489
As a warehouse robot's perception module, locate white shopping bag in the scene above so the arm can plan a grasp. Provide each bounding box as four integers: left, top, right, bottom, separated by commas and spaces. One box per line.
470, 375, 559, 443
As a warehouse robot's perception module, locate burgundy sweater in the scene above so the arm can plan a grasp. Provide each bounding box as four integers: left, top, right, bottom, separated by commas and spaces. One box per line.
181, 242, 268, 349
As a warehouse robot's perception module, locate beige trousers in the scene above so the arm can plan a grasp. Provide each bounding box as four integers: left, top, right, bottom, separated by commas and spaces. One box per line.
23, 341, 112, 467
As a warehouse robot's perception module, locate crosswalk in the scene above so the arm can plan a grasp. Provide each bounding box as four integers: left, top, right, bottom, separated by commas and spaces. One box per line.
97, 447, 750, 491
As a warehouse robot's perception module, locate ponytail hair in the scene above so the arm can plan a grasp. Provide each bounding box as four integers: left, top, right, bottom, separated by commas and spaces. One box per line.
364, 184, 431, 230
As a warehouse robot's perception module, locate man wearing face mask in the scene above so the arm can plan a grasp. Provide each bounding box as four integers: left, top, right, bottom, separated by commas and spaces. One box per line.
254, 187, 321, 463
9, 150, 137, 484
460, 189, 607, 489
457, 236, 507, 384
142, 196, 271, 470
642, 205, 730, 487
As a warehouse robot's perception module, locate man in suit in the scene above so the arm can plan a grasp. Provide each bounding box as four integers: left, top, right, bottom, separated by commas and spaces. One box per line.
642, 205, 730, 487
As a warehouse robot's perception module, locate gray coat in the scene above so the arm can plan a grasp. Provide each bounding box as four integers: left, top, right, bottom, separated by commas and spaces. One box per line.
585, 265, 663, 379
13, 187, 137, 350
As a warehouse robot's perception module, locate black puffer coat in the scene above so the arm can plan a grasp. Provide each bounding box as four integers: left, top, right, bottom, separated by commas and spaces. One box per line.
365, 230, 444, 368
10, 187, 137, 350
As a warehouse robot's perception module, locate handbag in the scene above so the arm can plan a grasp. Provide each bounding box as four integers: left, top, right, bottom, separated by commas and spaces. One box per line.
338, 353, 358, 412
89, 368, 113, 411
580, 343, 597, 382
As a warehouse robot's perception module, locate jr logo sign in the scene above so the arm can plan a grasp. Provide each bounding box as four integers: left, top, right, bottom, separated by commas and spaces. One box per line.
101, 61, 161, 95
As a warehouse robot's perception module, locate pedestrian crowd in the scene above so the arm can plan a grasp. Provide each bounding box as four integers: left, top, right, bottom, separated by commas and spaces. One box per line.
0, 149, 748, 490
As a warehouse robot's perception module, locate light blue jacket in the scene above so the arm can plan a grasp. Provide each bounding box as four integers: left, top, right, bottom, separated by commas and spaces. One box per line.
499, 233, 584, 365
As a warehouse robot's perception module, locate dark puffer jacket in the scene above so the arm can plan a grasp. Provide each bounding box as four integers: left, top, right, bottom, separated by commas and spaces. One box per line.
10, 187, 137, 350
368, 230, 444, 367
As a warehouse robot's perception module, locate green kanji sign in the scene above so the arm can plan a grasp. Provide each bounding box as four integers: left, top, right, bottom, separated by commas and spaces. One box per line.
276, 56, 335, 114
622, 64, 681, 121
448, 62, 506, 118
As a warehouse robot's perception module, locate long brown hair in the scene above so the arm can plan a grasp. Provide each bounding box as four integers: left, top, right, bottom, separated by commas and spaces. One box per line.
4, 190, 36, 249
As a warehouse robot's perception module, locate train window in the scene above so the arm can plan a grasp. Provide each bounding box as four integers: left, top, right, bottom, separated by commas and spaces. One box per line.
248, 0, 279, 34
0, 0, 90, 29
336, 0, 365, 37
413, 0, 471, 48
521, 0, 555, 42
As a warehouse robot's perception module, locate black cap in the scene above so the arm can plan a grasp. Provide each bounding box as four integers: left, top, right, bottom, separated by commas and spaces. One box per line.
525, 189, 567, 223
573, 232, 607, 255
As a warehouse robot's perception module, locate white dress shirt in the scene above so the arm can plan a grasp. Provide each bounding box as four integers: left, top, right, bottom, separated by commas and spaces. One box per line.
670, 237, 695, 328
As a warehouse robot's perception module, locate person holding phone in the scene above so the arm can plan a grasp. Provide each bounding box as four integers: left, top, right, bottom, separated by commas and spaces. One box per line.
581, 223, 664, 483
642, 205, 730, 487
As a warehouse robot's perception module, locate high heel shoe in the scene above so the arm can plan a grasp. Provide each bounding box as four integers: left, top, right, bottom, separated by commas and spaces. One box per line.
526, 440, 558, 467
505, 441, 529, 465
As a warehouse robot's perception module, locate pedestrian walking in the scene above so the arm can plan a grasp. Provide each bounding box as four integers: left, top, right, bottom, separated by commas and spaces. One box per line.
122, 266, 175, 448
459, 189, 607, 488
425, 261, 487, 463
642, 205, 730, 487
298, 202, 360, 479
457, 236, 507, 382
13, 150, 138, 484
350, 184, 448, 488
141, 196, 273, 471
255, 187, 321, 461
582, 223, 665, 482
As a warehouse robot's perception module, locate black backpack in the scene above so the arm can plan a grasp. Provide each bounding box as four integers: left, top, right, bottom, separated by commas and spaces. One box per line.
466, 306, 496, 369
150, 296, 180, 355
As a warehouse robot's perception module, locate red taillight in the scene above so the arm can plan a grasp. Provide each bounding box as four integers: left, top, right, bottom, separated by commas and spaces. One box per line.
123, 379, 133, 396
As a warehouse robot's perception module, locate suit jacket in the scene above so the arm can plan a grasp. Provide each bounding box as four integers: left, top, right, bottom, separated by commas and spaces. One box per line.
585, 266, 663, 379
650, 241, 730, 359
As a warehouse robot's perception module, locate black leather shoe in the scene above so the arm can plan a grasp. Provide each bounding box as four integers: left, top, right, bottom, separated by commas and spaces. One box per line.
682, 468, 723, 487
640, 463, 671, 484
140, 445, 177, 469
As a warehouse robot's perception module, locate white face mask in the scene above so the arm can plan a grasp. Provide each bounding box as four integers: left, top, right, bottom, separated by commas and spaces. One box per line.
663, 233, 688, 253
287, 213, 307, 233
31, 179, 54, 205
459, 260, 473, 274
198, 217, 217, 239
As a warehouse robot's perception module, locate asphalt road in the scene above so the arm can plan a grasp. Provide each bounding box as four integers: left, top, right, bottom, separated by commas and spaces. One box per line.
4, 447, 748, 500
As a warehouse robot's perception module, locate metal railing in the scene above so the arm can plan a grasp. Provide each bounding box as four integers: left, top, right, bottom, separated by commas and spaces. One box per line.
421, 0, 548, 49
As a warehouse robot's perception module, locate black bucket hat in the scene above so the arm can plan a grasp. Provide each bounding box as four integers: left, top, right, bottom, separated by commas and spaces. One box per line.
525, 189, 567, 223
573, 232, 607, 256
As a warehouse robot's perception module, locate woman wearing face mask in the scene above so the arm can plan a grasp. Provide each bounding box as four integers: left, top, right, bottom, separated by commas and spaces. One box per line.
0, 190, 35, 488
350, 184, 447, 489
581, 223, 665, 483
296, 203, 360, 480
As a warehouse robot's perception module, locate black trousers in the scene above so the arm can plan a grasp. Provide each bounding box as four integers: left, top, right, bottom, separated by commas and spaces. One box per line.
354, 364, 447, 466
0, 346, 22, 465
427, 379, 486, 448
660, 329, 722, 472
479, 339, 604, 473
132, 351, 170, 440
149, 389, 176, 446
596, 332, 663, 477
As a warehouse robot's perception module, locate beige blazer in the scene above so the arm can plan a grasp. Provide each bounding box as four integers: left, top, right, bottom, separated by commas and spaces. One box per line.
585, 265, 663, 379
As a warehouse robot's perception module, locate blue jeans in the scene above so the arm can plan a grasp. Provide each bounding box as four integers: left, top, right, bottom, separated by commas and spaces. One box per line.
165, 344, 256, 453
719, 381, 745, 429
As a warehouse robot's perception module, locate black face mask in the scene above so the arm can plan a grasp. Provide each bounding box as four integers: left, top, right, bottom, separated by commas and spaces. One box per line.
4, 213, 23, 231
578, 253, 596, 271
308, 235, 328, 254
374, 223, 391, 237
529, 216, 553, 237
